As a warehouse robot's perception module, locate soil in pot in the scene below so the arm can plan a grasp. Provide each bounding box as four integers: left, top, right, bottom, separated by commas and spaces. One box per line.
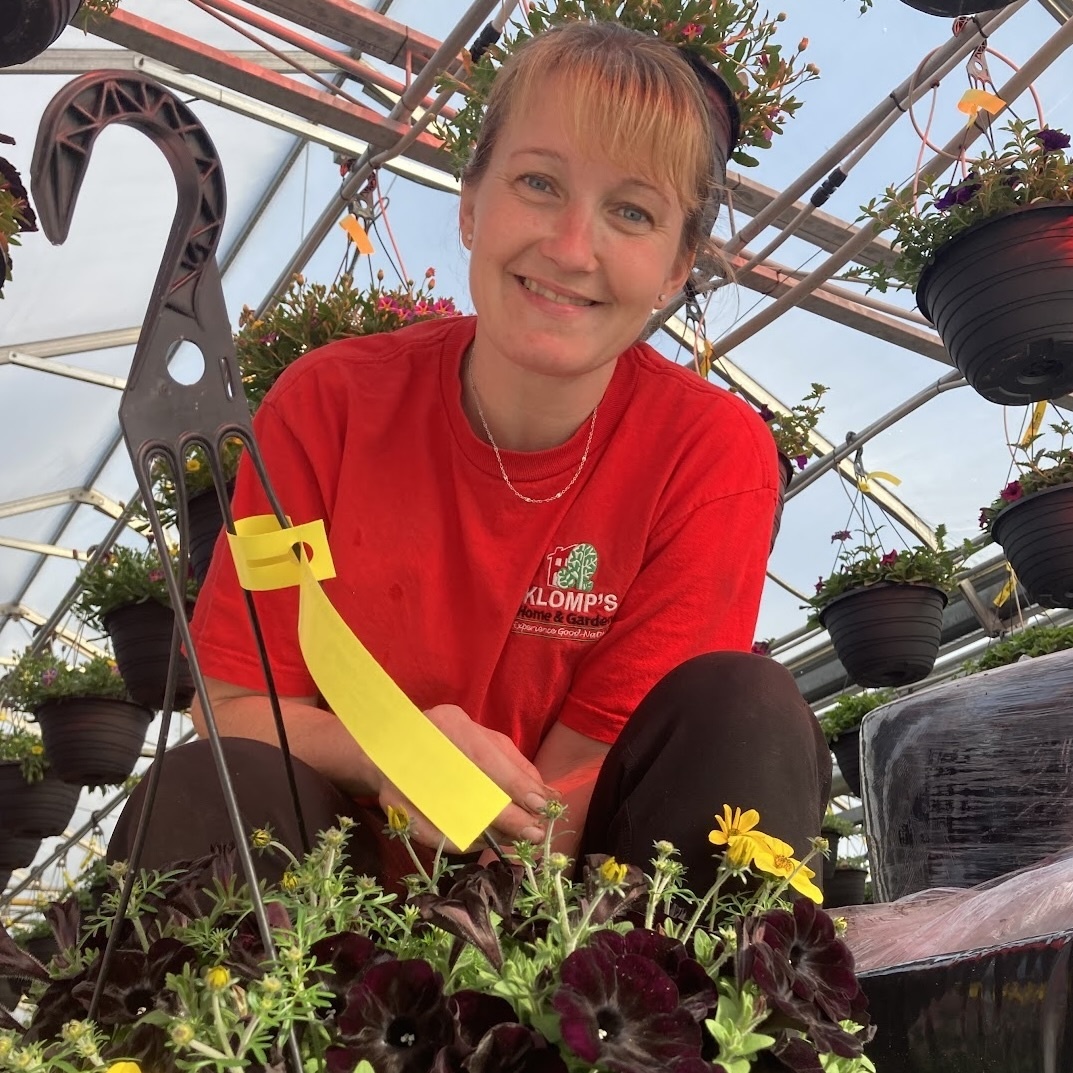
916, 203, 1073, 405
103, 599, 195, 710
34, 697, 153, 787
830, 726, 863, 798
820, 583, 948, 687
991, 483, 1073, 608
0, 762, 80, 837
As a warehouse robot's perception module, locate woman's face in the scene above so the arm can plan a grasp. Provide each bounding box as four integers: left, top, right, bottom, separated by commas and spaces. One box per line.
459, 76, 693, 387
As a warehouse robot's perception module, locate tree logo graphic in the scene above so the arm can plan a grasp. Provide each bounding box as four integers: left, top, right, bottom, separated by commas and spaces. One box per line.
548, 543, 598, 592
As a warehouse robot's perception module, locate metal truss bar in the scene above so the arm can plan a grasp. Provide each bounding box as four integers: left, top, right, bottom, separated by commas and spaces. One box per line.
767, 571, 812, 603
714, 12, 1073, 358
135, 58, 459, 197
2, 327, 140, 360
246, 0, 440, 71
90, 9, 447, 168
256, 0, 502, 311
0, 351, 125, 389
1, 47, 341, 75
0, 605, 109, 659
785, 371, 967, 499
0, 536, 88, 560
0, 488, 126, 520
1037, 0, 1073, 21
662, 315, 939, 548
725, 1, 1027, 254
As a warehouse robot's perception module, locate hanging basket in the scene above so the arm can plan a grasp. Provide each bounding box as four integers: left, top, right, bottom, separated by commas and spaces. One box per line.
0, 762, 80, 837
770, 453, 794, 550
186, 483, 231, 586
0, 834, 41, 870
0, 0, 83, 69
898, 0, 1018, 13
819, 583, 948, 687
825, 867, 868, 908
830, 725, 863, 798
916, 203, 1073, 405
34, 697, 153, 787
103, 599, 195, 710
991, 482, 1073, 608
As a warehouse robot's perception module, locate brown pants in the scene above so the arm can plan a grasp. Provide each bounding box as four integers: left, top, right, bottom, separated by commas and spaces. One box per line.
109, 652, 831, 892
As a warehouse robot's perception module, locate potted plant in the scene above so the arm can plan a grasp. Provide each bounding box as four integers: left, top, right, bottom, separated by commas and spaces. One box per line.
809, 524, 970, 687
818, 690, 894, 798
0, 804, 875, 1071
979, 417, 1073, 608
819, 809, 861, 886
960, 622, 1073, 675
73, 543, 198, 710
857, 0, 1018, 13
826, 855, 870, 910
0, 134, 37, 298
0, 722, 80, 839
0, 650, 153, 788
853, 119, 1073, 405
144, 269, 459, 582
437, 0, 819, 189
757, 383, 829, 547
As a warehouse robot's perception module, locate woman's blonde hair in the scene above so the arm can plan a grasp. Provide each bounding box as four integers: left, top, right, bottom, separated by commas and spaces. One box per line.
461, 21, 721, 256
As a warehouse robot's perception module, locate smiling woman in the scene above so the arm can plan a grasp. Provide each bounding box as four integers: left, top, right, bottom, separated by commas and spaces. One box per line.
110, 19, 830, 899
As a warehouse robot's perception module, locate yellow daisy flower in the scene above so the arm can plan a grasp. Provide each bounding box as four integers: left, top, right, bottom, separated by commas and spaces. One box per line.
751, 841, 824, 904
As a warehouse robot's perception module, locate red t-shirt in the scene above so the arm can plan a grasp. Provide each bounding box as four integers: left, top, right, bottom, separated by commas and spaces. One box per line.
190, 316, 777, 760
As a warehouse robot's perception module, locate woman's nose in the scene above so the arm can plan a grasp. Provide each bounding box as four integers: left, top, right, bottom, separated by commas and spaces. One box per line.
538, 203, 599, 273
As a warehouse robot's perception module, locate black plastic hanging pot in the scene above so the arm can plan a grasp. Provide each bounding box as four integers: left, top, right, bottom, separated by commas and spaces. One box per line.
0, 762, 80, 837
0, 0, 83, 69
770, 453, 794, 550
34, 697, 153, 787
0, 834, 40, 870
825, 866, 868, 908
103, 599, 195, 710
916, 203, 1073, 406
819, 582, 948, 687
991, 482, 1073, 608
830, 725, 863, 798
899, 0, 1018, 13
186, 483, 231, 586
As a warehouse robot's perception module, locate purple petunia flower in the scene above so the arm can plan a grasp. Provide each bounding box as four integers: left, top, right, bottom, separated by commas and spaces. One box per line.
552, 946, 702, 1073
830, 530, 852, 543
934, 178, 980, 211
757, 405, 776, 423
40, 667, 59, 687
1000, 480, 1024, 503
795, 454, 809, 470
815, 576, 825, 594
1036, 128, 1071, 153
751, 640, 772, 656
880, 550, 899, 566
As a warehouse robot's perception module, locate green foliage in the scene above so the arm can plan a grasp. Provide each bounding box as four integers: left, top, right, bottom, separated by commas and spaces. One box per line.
759, 383, 829, 462
851, 120, 1073, 293
979, 419, 1073, 532
962, 623, 1073, 674
0, 723, 47, 783
72, 544, 198, 631
820, 810, 860, 838
809, 524, 971, 618
0, 651, 131, 714
817, 690, 894, 744
436, 0, 819, 173
0, 134, 38, 298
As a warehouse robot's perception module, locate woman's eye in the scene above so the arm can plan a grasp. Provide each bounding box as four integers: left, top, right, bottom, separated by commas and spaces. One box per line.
619, 204, 653, 225
521, 174, 552, 193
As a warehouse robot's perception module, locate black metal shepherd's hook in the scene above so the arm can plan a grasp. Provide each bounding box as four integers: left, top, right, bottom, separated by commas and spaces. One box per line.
31, 71, 307, 1065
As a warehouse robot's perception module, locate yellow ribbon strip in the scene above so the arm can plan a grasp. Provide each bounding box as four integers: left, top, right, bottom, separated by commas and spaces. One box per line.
228, 515, 507, 850
993, 563, 1018, 608
1021, 401, 1049, 446
957, 88, 1006, 123
339, 214, 376, 256
856, 470, 902, 494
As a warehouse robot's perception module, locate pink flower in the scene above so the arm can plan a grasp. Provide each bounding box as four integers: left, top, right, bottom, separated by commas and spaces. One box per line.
830, 530, 852, 543
681, 22, 702, 40
815, 576, 825, 594
880, 550, 899, 566
979, 508, 990, 529
999, 480, 1024, 503
148, 568, 165, 583
751, 640, 772, 656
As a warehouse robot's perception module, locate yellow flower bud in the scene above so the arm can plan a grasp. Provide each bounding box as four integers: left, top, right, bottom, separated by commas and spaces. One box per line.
204, 965, 232, 991
386, 804, 411, 834
281, 871, 301, 892
250, 828, 273, 849
547, 852, 570, 873
170, 1022, 196, 1047
597, 857, 628, 888
0, 1038, 12, 1061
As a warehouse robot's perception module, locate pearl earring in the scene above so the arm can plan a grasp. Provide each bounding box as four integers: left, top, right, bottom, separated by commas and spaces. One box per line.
657, 293, 666, 303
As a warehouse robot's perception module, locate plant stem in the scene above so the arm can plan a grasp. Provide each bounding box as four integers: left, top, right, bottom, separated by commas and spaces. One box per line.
681, 872, 729, 945
210, 992, 236, 1060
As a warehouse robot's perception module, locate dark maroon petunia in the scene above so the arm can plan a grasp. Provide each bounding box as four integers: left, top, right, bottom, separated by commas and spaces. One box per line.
1000, 480, 1024, 503
1036, 128, 1071, 152
552, 945, 702, 1073
758, 405, 776, 423
879, 549, 898, 566
308, 932, 391, 1013
331, 958, 456, 1073
462, 1023, 568, 1073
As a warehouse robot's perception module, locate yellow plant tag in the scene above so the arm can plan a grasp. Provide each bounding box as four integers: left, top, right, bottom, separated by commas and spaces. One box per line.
993, 564, 1018, 607
1021, 401, 1049, 446
856, 470, 902, 494
339, 214, 375, 256
227, 515, 507, 850
957, 88, 1006, 123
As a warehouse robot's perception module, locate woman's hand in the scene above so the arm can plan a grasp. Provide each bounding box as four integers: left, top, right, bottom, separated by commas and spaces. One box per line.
375, 703, 558, 852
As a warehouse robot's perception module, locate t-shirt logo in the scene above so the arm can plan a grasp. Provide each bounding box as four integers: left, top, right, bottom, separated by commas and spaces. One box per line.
512, 541, 619, 642
547, 543, 598, 592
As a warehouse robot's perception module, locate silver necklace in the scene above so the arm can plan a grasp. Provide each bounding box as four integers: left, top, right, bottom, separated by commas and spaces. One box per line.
468, 359, 598, 504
